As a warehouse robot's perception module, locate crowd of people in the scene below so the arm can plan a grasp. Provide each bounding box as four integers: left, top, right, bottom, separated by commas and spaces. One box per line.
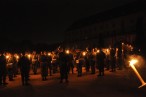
0, 44, 133, 86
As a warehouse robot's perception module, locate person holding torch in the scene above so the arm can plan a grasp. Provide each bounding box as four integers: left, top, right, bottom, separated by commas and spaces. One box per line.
58, 48, 69, 83
18, 52, 31, 86
96, 49, 106, 76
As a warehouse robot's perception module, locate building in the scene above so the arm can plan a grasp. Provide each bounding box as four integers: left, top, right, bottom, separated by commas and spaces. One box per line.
64, 1, 146, 50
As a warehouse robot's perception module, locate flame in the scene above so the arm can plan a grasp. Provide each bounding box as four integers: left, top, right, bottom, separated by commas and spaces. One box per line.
82, 52, 86, 56
48, 53, 51, 56
6, 55, 10, 59
27, 54, 31, 59
129, 59, 138, 66
97, 50, 100, 53
129, 58, 146, 88
16, 55, 19, 59
66, 50, 70, 54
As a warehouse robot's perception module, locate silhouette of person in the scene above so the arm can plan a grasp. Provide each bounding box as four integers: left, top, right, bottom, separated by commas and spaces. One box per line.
58, 48, 69, 83
110, 48, 116, 72
39, 52, 49, 81
96, 49, 106, 76
0, 52, 8, 86
18, 52, 31, 86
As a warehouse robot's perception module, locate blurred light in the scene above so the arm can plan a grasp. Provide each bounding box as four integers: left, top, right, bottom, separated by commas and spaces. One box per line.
97, 50, 100, 53
6, 55, 10, 59
65, 50, 70, 54
82, 52, 86, 56
48, 52, 51, 56
27, 54, 31, 59
76, 60, 79, 64
129, 59, 146, 88
129, 59, 138, 66
16, 55, 19, 59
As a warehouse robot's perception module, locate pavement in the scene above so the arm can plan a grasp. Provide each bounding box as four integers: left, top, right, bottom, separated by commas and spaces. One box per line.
0, 67, 146, 97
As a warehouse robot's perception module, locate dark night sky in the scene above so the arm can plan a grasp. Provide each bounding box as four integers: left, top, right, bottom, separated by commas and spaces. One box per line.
1, 0, 137, 44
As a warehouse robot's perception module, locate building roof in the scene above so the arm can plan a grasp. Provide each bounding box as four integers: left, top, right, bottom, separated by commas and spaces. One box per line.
66, 1, 145, 31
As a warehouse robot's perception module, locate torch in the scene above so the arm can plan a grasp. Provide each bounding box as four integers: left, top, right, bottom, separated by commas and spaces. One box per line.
27, 54, 31, 60
65, 50, 70, 54
6, 55, 10, 59
129, 59, 146, 88
82, 51, 86, 56
48, 52, 52, 56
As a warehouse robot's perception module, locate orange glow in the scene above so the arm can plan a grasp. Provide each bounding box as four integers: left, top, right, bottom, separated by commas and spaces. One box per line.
27, 54, 31, 59
66, 50, 70, 54
129, 59, 138, 66
129, 59, 146, 88
16, 55, 19, 59
48, 53, 51, 56
97, 50, 100, 53
82, 52, 86, 56
6, 55, 10, 59
106, 49, 109, 52
76, 60, 79, 64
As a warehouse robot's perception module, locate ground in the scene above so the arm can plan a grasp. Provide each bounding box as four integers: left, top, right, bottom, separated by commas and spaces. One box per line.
0, 67, 146, 97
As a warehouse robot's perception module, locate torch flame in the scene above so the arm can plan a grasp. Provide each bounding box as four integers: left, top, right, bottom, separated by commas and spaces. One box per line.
82, 52, 86, 56
129, 59, 138, 66
66, 50, 70, 54
6, 55, 10, 59
16, 55, 19, 59
129, 58, 146, 88
27, 54, 31, 59
48, 53, 51, 56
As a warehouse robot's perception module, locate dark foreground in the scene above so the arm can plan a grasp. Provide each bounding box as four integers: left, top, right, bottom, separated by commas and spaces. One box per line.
0, 68, 146, 97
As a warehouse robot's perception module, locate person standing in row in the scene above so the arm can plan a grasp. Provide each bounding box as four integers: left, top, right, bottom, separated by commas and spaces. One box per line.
0, 52, 8, 86
96, 49, 106, 76
39, 52, 49, 81
58, 48, 69, 83
18, 52, 31, 86
110, 48, 116, 72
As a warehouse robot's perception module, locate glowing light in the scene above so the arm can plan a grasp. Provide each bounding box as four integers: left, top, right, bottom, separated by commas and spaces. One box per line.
65, 50, 70, 54
129, 59, 146, 88
82, 52, 86, 56
97, 50, 100, 53
76, 60, 79, 64
106, 49, 109, 52
27, 54, 31, 59
16, 55, 19, 59
6, 55, 10, 59
106, 49, 110, 55
93, 52, 97, 55
86, 47, 89, 52
129, 59, 138, 66
48, 53, 51, 56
